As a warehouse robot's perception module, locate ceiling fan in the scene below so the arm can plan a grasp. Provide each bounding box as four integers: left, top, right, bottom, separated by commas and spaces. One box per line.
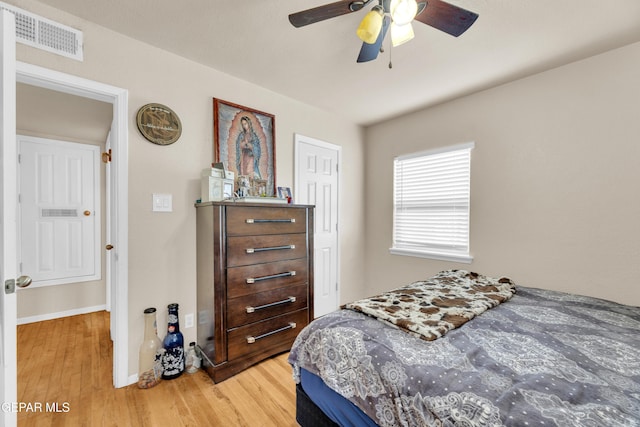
289, 0, 478, 63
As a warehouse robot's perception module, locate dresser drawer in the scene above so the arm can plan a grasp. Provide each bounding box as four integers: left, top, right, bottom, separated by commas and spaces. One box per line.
227, 284, 308, 328
227, 309, 308, 360
226, 206, 307, 236
227, 233, 307, 267
227, 258, 308, 298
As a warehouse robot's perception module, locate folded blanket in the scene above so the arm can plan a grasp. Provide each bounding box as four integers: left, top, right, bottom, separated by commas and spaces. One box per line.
343, 269, 516, 341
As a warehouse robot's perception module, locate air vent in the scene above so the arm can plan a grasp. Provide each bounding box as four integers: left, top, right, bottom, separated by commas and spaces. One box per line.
0, 2, 83, 61
41, 209, 78, 218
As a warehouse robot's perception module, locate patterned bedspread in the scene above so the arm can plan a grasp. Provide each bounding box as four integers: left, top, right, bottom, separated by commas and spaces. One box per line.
289, 273, 640, 426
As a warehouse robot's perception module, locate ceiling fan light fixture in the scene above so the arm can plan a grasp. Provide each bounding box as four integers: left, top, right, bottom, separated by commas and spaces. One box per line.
391, 22, 415, 46
356, 5, 384, 44
390, 0, 418, 26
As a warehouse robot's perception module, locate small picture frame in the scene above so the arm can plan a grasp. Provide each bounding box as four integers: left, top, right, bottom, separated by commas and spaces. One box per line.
277, 186, 293, 203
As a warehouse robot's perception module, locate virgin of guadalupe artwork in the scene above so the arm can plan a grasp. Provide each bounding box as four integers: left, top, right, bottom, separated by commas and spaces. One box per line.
213, 99, 276, 196
236, 116, 261, 179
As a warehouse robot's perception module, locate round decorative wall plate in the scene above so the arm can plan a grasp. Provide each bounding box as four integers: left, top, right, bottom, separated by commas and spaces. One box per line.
136, 103, 182, 145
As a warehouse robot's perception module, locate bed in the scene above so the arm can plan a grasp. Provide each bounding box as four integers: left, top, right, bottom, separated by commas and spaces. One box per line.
288, 270, 640, 426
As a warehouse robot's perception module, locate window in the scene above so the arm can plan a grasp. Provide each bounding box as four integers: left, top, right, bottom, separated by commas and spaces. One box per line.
390, 142, 474, 263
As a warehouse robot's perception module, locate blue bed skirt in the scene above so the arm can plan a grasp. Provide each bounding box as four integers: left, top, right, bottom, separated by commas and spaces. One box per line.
299, 368, 378, 427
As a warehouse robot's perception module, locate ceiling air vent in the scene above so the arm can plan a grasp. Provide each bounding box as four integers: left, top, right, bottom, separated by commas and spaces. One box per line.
0, 2, 83, 61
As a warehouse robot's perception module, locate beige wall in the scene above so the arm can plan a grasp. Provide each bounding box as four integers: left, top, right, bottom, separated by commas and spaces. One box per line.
16, 83, 112, 320
364, 41, 640, 306
11, 0, 366, 379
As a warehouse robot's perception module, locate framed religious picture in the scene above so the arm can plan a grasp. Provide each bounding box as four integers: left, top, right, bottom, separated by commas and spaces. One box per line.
213, 98, 276, 197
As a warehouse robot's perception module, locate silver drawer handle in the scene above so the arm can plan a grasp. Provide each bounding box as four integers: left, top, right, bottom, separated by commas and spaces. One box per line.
245, 218, 296, 224
246, 271, 296, 284
246, 244, 295, 254
246, 296, 296, 313
246, 322, 297, 344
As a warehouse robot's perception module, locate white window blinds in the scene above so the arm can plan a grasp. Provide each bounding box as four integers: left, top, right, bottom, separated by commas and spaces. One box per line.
391, 142, 474, 263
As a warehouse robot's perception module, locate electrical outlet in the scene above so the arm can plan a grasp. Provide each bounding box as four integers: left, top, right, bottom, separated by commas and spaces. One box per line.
184, 313, 194, 329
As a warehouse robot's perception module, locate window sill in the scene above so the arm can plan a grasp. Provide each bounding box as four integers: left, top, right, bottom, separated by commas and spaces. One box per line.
389, 247, 473, 264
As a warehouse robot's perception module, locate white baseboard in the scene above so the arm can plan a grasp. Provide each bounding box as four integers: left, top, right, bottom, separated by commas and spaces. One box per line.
128, 374, 138, 386
17, 304, 107, 325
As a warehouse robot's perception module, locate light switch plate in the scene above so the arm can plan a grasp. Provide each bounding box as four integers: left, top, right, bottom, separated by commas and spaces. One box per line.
184, 313, 194, 329
152, 193, 172, 212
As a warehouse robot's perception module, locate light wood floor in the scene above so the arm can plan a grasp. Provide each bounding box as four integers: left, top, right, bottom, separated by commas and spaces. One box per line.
17, 311, 298, 426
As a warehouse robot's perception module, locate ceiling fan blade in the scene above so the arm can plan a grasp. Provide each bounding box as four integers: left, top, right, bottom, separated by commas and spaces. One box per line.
414, 0, 478, 37
289, 1, 366, 28
357, 15, 390, 63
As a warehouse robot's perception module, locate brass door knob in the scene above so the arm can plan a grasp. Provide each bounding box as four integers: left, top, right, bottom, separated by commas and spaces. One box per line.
106, 244, 114, 250
84, 210, 91, 216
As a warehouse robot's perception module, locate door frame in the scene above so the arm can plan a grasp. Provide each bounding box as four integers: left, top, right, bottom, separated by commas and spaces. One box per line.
16, 61, 129, 388
294, 133, 341, 315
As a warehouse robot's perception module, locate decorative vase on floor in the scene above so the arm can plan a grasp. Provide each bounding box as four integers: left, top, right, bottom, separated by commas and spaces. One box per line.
185, 341, 201, 374
138, 307, 164, 389
162, 303, 185, 379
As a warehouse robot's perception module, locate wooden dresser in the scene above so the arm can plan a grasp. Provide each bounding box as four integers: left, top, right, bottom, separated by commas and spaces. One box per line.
195, 201, 314, 383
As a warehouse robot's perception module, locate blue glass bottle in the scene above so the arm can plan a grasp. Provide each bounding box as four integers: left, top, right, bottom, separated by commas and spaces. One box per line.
162, 303, 185, 379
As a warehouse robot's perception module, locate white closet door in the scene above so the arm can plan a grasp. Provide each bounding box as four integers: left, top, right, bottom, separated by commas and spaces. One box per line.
295, 134, 340, 318
19, 135, 100, 286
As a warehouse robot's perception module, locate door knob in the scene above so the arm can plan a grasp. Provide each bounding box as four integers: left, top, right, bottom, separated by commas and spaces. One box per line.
16, 275, 32, 288
106, 244, 114, 250
4, 276, 31, 294
84, 210, 91, 216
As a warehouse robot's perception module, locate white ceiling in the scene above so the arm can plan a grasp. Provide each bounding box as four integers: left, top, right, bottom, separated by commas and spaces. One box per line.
34, 0, 640, 126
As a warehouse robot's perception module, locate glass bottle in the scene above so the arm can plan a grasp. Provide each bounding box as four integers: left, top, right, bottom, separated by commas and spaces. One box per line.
185, 341, 201, 374
138, 307, 163, 389
162, 303, 185, 379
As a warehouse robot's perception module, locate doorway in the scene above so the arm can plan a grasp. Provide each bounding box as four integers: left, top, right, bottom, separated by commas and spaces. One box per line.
294, 134, 341, 317
15, 61, 129, 388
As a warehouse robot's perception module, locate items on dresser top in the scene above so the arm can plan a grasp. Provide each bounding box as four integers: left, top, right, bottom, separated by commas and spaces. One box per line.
200, 168, 234, 202
195, 201, 314, 383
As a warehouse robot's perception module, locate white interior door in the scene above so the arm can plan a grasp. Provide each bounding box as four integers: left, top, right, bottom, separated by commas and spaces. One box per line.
0, 9, 18, 427
294, 134, 340, 318
19, 135, 100, 286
